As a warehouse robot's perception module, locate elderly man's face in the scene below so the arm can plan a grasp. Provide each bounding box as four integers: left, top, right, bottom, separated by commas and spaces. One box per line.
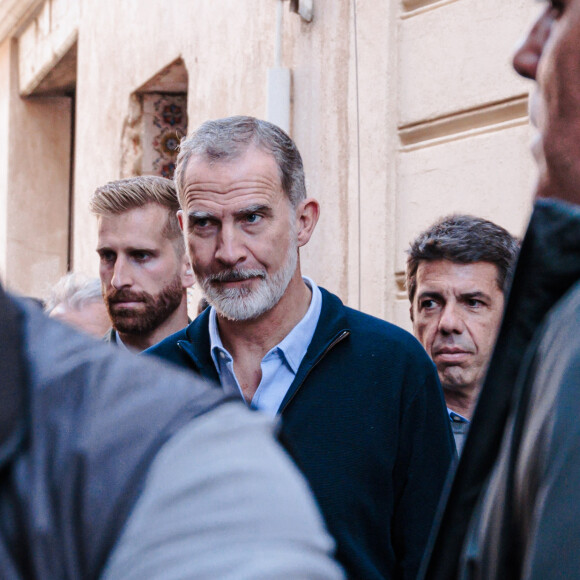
513, 0, 580, 205
179, 147, 303, 321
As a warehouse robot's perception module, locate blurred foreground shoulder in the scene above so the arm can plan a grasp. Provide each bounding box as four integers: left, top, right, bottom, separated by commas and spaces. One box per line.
102, 403, 345, 580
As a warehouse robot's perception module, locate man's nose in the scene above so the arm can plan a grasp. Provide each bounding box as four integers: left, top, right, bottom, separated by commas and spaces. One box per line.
512, 8, 552, 80
215, 224, 246, 267
438, 304, 464, 335
111, 257, 133, 289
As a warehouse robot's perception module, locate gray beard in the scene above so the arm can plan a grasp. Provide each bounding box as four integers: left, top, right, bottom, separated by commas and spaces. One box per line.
198, 242, 298, 321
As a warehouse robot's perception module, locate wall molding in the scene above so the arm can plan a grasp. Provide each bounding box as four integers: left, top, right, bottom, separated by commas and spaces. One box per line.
398, 95, 529, 151
401, 0, 460, 19
395, 271, 408, 300
0, 0, 44, 44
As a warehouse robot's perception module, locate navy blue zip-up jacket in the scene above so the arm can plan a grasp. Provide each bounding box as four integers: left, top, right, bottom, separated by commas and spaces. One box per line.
146, 287, 455, 579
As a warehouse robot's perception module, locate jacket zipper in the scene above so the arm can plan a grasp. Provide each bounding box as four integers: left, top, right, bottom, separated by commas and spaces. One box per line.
279, 329, 350, 414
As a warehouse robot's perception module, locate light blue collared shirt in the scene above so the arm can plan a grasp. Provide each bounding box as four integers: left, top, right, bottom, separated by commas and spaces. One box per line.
113, 330, 133, 353
447, 408, 470, 455
209, 276, 322, 417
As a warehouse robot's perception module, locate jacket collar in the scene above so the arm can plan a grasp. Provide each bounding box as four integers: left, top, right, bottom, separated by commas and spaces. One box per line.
178, 287, 351, 403
179, 307, 219, 382
423, 198, 580, 579
277, 287, 350, 412
0, 287, 27, 469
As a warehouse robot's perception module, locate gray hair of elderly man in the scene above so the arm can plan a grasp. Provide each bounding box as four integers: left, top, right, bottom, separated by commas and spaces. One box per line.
44, 272, 104, 314
174, 116, 307, 210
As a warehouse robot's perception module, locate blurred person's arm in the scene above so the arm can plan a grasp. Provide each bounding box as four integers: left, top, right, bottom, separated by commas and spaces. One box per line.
101, 403, 344, 580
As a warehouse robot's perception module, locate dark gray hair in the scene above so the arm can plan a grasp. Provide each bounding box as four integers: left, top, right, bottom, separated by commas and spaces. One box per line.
174, 116, 306, 208
44, 273, 104, 314
406, 214, 519, 304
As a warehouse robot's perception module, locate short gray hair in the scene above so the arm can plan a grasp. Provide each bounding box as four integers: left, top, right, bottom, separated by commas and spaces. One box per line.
406, 214, 519, 304
174, 116, 306, 209
45, 273, 104, 314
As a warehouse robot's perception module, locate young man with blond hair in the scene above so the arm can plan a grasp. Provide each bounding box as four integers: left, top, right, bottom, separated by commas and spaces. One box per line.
90, 176, 194, 351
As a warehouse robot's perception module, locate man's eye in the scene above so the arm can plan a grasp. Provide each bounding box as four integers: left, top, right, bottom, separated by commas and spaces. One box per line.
132, 252, 151, 262
421, 299, 437, 310
99, 252, 115, 263
193, 218, 216, 230
245, 213, 261, 224
467, 299, 484, 308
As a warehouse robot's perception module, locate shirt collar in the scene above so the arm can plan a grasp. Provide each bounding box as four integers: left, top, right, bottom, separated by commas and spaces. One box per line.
208, 276, 322, 374
114, 330, 134, 353
209, 309, 230, 371
448, 408, 470, 423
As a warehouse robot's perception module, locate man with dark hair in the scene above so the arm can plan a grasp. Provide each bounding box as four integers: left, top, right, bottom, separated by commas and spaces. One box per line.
420, 2, 580, 579
148, 115, 454, 580
407, 215, 518, 452
90, 176, 195, 351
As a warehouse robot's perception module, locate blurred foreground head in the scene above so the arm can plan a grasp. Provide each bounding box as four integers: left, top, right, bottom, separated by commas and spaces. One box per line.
513, 0, 580, 205
419, 4, 580, 579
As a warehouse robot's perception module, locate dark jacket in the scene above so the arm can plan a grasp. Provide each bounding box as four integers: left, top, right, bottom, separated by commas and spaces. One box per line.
420, 199, 580, 580
147, 287, 455, 579
0, 288, 234, 580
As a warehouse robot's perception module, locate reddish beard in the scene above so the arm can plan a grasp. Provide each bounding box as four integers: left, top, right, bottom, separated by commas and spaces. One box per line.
104, 275, 184, 336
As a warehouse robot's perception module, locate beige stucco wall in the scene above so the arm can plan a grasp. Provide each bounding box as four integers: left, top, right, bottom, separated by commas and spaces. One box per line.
0, 0, 543, 323
392, 0, 540, 330
0, 34, 71, 297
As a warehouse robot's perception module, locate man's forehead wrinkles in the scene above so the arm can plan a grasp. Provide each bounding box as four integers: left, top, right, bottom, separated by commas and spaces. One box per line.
184, 183, 282, 213
185, 193, 278, 218
186, 176, 278, 194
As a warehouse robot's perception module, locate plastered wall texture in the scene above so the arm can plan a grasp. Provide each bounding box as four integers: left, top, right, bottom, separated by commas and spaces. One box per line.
0, 0, 540, 328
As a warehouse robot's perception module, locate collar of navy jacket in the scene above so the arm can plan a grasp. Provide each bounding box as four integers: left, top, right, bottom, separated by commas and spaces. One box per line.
174, 287, 350, 414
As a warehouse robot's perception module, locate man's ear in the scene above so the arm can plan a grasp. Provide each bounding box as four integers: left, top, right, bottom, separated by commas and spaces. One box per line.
295, 198, 320, 247
409, 303, 414, 323
181, 253, 195, 289
177, 211, 194, 289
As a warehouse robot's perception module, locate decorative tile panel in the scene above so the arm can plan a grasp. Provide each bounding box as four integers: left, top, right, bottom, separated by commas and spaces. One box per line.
142, 93, 187, 179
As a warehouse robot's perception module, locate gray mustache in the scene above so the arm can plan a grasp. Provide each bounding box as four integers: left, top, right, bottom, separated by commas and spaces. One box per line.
208, 269, 266, 283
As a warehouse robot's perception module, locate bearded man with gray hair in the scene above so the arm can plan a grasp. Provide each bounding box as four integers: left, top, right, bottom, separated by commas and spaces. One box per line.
147, 115, 454, 580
